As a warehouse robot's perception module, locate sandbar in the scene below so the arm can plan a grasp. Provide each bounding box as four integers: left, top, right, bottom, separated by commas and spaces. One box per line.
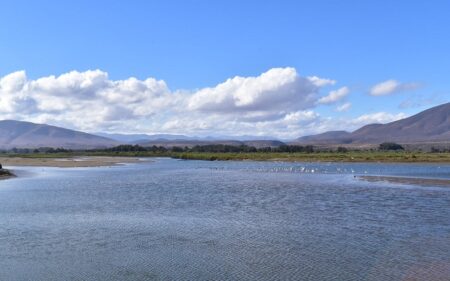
358, 175, 450, 187
0, 156, 143, 168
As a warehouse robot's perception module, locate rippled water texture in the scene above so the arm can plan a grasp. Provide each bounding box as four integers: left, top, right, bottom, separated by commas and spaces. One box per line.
1, 159, 449, 280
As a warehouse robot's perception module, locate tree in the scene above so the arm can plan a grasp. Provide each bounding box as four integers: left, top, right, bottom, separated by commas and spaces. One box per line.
171, 146, 184, 152
337, 147, 348, 153
379, 142, 404, 151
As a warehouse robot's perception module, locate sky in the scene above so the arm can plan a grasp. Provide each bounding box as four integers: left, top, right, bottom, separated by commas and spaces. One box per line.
0, 0, 449, 139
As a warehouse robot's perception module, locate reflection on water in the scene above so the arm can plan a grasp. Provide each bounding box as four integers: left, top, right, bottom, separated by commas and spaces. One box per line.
0, 159, 449, 280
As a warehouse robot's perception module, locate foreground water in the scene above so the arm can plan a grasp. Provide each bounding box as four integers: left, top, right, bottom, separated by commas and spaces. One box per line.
0, 159, 449, 281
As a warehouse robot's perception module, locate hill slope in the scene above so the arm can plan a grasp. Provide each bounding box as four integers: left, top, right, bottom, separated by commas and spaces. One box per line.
95, 133, 192, 143
297, 131, 352, 144
297, 102, 450, 144
0, 120, 119, 149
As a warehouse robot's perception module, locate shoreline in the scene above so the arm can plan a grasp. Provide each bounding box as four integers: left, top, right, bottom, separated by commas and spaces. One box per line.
2, 155, 450, 166
3, 150, 450, 164
0, 156, 143, 168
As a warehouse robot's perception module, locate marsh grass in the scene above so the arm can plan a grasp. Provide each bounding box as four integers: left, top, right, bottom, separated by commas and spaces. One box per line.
171, 151, 450, 162
2, 151, 450, 163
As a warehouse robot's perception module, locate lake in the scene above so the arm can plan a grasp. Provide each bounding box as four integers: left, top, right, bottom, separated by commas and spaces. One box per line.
0, 159, 449, 280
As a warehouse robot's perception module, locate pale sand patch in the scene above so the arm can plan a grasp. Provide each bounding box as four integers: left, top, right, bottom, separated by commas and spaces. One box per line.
358, 175, 450, 187
0, 156, 144, 168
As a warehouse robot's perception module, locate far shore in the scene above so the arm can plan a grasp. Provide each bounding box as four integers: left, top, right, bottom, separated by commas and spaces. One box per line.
0, 156, 143, 168
2, 150, 450, 165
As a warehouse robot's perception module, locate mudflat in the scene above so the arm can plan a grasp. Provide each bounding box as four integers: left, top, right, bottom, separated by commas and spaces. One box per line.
0, 156, 143, 167
359, 175, 450, 187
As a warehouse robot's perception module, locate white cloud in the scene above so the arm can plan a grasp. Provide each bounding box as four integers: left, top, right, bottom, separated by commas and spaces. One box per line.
0, 68, 411, 139
307, 76, 336, 87
0, 70, 173, 131
369, 79, 420, 96
3, 68, 326, 135
352, 112, 407, 125
188, 67, 319, 116
318, 87, 349, 104
336, 102, 351, 112
0, 71, 35, 113
170, 110, 322, 139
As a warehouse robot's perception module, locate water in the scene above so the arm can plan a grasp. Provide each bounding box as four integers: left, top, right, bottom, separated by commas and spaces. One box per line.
0, 159, 449, 280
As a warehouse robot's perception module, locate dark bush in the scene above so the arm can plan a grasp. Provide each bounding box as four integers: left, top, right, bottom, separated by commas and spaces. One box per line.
337, 147, 348, 153
379, 142, 404, 151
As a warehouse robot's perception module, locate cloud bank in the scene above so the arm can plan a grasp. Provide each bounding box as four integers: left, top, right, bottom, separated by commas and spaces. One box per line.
0, 68, 407, 139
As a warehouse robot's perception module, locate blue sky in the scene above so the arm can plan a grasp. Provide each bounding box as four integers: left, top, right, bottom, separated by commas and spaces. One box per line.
0, 0, 449, 138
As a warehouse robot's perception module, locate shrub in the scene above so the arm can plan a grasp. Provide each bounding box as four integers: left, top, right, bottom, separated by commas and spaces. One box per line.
379, 142, 404, 151
337, 147, 348, 153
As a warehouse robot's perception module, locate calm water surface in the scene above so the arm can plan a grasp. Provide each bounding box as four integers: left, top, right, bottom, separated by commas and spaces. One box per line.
0, 159, 449, 280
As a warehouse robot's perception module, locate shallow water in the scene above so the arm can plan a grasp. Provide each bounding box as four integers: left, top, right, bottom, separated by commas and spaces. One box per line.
0, 159, 449, 280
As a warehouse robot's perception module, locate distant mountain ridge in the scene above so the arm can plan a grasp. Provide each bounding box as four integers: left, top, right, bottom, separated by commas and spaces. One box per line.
138, 139, 286, 148
97, 132, 279, 144
0, 120, 119, 149
95, 133, 192, 144
297, 131, 352, 144
297, 102, 450, 144
1, 102, 447, 150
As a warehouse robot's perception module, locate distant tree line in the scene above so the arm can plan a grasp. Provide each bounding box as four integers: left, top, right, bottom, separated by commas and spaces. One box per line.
430, 147, 450, 153
183, 144, 316, 153
92, 144, 168, 153
0, 147, 72, 154
91, 144, 316, 153
378, 142, 404, 151
4, 142, 448, 154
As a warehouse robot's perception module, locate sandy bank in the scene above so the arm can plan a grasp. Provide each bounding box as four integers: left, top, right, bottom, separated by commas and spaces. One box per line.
0, 156, 143, 168
359, 175, 450, 187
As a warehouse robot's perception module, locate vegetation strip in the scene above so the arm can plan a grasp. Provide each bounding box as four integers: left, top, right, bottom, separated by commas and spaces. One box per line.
1, 143, 449, 163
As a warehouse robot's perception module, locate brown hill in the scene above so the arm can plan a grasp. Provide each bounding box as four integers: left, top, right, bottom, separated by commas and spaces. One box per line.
0, 120, 119, 149
297, 102, 450, 144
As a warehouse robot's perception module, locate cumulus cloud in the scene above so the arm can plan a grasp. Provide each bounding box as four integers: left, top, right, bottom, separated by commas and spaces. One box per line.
0, 67, 411, 139
336, 102, 351, 112
0, 71, 36, 113
369, 79, 420, 96
307, 76, 336, 87
0, 70, 174, 131
161, 110, 322, 140
1, 67, 331, 135
351, 112, 407, 125
318, 87, 349, 104
187, 67, 319, 116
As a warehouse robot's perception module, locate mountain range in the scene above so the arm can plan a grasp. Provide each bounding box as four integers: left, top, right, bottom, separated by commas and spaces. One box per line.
137, 139, 285, 148
0, 102, 448, 149
96, 132, 279, 144
297, 102, 450, 145
95, 133, 193, 144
